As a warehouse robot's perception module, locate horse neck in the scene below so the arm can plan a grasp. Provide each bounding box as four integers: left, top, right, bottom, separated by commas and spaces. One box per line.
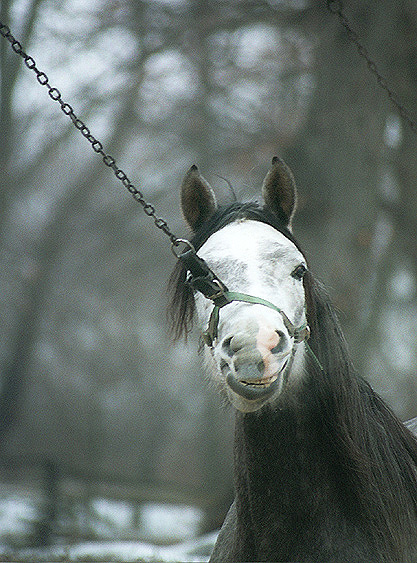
232, 369, 417, 562
233, 390, 335, 515
232, 394, 356, 561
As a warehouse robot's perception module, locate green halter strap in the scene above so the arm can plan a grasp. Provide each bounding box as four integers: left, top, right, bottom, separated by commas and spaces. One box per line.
202, 291, 324, 374
202, 291, 310, 347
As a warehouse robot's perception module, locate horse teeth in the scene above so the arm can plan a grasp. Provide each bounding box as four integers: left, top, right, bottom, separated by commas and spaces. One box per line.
242, 375, 278, 387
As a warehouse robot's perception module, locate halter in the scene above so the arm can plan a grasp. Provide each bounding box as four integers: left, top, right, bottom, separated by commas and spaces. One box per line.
202, 290, 310, 348
177, 244, 323, 373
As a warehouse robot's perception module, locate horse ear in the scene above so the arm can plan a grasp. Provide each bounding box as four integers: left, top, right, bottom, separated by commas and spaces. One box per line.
262, 156, 297, 229
181, 165, 217, 231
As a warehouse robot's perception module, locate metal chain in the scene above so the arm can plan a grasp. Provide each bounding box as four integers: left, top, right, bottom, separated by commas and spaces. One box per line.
0, 21, 181, 246
326, 0, 417, 134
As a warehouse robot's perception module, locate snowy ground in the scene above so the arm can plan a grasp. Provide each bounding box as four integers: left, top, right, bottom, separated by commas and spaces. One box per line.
0, 533, 217, 562
0, 490, 217, 562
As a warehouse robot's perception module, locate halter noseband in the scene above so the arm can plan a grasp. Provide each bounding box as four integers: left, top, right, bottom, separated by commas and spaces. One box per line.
202, 291, 310, 348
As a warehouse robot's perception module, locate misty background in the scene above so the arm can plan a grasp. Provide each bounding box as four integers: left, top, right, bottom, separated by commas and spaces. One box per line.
1, 0, 417, 557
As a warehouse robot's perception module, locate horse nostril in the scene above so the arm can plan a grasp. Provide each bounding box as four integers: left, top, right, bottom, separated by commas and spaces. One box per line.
271, 331, 286, 354
223, 333, 247, 356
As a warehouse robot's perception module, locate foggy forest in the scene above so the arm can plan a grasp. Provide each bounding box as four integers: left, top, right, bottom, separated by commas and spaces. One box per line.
1, 0, 417, 560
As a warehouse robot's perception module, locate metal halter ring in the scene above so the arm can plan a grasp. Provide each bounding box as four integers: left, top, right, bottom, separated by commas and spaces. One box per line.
171, 238, 195, 259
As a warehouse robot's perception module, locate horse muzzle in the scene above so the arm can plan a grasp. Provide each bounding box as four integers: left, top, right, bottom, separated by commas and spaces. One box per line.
220, 328, 291, 401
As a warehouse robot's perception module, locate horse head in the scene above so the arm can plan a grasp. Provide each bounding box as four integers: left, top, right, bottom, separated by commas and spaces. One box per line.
180, 158, 309, 412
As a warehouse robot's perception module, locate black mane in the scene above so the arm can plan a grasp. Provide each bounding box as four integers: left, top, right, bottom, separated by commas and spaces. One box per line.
304, 273, 417, 559
169, 202, 417, 560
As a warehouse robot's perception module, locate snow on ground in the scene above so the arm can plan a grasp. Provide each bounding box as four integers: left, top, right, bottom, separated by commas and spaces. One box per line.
139, 503, 203, 543
0, 496, 38, 544
0, 491, 217, 562
0, 490, 39, 548
2, 533, 218, 562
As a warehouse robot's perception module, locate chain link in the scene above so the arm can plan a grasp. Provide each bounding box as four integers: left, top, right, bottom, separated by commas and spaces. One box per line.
0, 21, 180, 245
326, 0, 417, 134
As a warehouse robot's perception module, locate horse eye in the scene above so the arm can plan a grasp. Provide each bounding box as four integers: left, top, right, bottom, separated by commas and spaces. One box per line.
291, 264, 307, 281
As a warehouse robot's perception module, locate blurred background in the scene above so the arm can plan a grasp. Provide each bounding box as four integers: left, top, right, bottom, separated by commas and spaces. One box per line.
1, 0, 417, 559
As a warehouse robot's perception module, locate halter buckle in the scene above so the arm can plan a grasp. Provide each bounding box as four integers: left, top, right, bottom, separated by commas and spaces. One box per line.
294, 324, 311, 344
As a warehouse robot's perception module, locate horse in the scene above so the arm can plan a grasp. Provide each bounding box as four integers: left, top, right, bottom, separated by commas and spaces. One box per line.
170, 157, 417, 563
